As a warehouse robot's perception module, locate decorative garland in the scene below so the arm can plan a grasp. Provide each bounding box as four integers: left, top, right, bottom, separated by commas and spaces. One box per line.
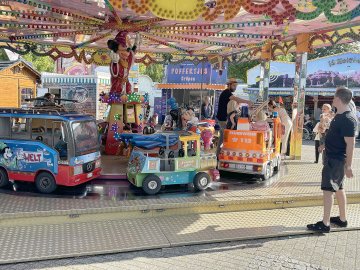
0, 21, 97, 31
99, 92, 149, 104
0, 10, 102, 26
152, 30, 280, 41
1, 26, 359, 66
151, 32, 270, 49
150, 20, 274, 32
296, 0, 360, 23
14, 0, 104, 23
125, 0, 360, 25
9, 30, 99, 41
141, 33, 192, 54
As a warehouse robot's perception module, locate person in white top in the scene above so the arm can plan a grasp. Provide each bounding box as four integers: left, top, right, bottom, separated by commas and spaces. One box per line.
268, 100, 293, 157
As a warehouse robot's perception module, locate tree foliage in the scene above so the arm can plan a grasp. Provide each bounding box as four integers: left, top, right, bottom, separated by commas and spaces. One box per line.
22, 52, 55, 73
228, 60, 260, 83
0, 49, 9, 61
139, 63, 164, 83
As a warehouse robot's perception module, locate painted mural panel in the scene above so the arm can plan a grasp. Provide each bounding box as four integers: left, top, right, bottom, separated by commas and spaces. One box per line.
247, 53, 360, 95
0, 140, 58, 173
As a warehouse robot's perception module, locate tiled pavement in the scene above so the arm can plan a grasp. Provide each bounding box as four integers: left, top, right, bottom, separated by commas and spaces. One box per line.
1, 204, 360, 265
0, 144, 359, 219
1, 228, 359, 270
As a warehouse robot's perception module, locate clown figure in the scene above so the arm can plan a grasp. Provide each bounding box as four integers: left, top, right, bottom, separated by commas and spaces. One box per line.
107, 31, 140, 95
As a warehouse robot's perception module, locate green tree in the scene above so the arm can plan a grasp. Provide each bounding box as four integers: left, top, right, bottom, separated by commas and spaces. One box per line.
22, 52, 55, 73
0, 49, 9, 61
228, 60, 260, 83
139, 63, 164, 83
274, 53, 295, 62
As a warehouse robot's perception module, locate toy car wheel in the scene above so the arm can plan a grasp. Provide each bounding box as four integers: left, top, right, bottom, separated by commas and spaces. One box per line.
142, 175, 162, 195
35, 172, 57, 194
0, 168, 9, 188
193, 172, 211, 191
261, 163, 272, 181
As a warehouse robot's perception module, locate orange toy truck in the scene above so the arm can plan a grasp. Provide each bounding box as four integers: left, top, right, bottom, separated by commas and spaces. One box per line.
218, 116, 282, 180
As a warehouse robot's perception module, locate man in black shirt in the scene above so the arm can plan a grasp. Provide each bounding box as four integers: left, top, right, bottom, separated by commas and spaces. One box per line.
216, 78, 252, 155
307, 87, 358, 233
216, 78, 251, 125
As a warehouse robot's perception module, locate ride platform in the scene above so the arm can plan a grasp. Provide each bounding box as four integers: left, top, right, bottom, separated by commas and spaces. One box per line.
0, 143, 359, 264
99, 155, 128, 179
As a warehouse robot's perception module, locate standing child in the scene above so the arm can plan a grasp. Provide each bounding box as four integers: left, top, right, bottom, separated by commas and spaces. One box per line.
226, 100, 240, 130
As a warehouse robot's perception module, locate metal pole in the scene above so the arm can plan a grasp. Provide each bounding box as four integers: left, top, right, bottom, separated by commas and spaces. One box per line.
199, 60, 204, 121
290, 52, 308, 160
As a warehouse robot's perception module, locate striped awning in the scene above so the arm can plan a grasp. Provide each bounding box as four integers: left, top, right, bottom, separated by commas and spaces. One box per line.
42, 76, 97, 85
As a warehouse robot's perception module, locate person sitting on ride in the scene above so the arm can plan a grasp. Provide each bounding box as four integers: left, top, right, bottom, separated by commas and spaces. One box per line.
55, 136, 68, 159
43, 93, 56, 106
226, 100, 240, 130
250, 111, 271, 141
185, 107, 199, 129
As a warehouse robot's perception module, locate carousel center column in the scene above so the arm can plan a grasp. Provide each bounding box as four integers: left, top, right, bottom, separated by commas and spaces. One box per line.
290, 33, 310, 160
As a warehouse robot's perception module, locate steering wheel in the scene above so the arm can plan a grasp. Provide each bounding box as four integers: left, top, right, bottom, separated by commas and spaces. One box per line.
168, 151, 174, 159
35, 135, 43, 141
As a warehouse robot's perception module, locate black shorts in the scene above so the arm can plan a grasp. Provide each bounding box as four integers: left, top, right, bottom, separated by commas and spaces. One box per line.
321, 155, 345, 192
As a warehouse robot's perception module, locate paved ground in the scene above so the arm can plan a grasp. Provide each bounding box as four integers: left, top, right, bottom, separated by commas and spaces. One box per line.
1, 229, 359, 270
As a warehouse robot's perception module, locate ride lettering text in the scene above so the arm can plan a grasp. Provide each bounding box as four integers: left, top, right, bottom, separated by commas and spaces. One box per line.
22, 152, 43, 163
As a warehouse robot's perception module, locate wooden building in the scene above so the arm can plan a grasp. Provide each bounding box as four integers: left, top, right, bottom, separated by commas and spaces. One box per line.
0, 60, 41, 108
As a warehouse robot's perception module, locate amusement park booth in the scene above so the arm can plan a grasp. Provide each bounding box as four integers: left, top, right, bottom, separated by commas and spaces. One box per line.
158, 61, 227, 122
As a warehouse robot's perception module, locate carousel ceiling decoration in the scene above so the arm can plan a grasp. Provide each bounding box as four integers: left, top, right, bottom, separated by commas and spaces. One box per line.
0, 0, 359, 65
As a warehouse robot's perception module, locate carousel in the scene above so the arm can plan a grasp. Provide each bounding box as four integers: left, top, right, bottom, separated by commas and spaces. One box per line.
0, 0, 359, 181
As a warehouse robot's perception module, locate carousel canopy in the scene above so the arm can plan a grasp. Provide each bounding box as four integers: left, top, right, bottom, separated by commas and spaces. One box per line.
1, 0, 360, 66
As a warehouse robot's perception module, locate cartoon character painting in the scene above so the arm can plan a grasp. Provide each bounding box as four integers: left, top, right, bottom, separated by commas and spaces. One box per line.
107, 31, 140, 95
0, 142, 55, 172
128, 152, 145, 173
0, 143, 18, 170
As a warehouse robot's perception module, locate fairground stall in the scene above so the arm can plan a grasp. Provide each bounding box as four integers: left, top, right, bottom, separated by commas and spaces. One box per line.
158, 61, 227, 122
